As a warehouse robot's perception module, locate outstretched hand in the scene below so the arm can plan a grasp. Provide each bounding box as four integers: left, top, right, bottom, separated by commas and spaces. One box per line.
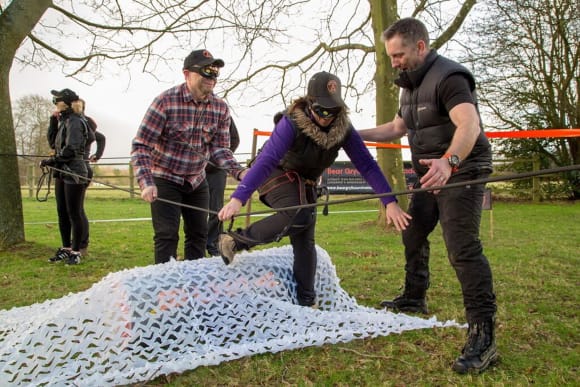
385, 202, 412, 231
218, 198, 243, 221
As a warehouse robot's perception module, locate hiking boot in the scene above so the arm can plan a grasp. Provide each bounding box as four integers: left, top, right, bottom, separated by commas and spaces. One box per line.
207, 248, 219, 257
380, 294, 429, 314
218, 234, 237, 265
48, 248, 70, 263
452, 319, 498, 374
65, 252, 81, 265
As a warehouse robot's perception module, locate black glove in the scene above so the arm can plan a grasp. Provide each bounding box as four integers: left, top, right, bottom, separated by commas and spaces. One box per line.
40, 158, 56, 168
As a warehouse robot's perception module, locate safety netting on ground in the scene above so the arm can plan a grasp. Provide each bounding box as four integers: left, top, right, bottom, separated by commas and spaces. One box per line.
0, 245, 461, 386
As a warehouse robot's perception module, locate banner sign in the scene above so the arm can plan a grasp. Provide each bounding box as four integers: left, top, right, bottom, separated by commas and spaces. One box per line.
321, 161, 417, 194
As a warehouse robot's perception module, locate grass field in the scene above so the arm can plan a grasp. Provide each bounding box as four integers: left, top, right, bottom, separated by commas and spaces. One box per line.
1, 193, 578, 386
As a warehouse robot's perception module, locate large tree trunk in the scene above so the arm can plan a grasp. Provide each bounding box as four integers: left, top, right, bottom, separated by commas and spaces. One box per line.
369, 0, 409, 225
0, 0, 51, 249
0, 61, 25, 248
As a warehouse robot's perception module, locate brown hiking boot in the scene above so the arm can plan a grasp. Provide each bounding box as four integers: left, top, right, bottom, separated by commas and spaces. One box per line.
218, 234, 237, 265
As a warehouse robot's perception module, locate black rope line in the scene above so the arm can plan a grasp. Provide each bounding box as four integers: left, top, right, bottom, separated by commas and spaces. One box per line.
236, 164, 580, 217
38, 165, 217, 215
36, 164, 580, 220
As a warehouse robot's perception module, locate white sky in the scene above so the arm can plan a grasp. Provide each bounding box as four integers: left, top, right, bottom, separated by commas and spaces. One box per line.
9, 55, 406, 162
8, 0, 434, 162
9, 65, 266, 160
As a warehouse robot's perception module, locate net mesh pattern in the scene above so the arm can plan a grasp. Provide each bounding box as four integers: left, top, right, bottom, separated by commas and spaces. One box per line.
0, 245, 460, 386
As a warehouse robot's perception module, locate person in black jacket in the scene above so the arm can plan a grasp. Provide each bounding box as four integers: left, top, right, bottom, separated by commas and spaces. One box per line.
358, 17, 497, 374
205, 119, 239, 256
42, 88, 88, 265
73, 98, 106, 255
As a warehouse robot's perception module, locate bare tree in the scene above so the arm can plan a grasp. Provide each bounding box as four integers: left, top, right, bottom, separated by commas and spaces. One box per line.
0, 0, 302, 248
0, 0, 476, 248
12, 94, 53, 186
462, 0, 579, 199
13, 95, 53, 156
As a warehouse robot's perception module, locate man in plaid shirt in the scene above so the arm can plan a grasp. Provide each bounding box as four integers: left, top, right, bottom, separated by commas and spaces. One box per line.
131, 49, 246, 264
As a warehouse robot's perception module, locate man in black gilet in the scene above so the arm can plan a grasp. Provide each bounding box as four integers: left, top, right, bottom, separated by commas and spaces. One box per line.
359, 17, 497, 374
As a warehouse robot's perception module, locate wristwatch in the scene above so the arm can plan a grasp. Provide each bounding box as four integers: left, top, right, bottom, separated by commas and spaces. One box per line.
443, 153, 461, 173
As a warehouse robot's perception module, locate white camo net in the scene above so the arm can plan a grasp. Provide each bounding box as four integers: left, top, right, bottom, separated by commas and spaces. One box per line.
0, 245, 460, 386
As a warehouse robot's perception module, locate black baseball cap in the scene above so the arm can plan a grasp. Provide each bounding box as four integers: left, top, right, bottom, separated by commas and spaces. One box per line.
183, 49, 225, 70
51, 88, 79, 105
307, 71, 345, 108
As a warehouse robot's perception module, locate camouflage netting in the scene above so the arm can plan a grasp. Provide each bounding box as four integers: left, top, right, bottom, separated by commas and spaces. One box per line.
0, 245, 460, 386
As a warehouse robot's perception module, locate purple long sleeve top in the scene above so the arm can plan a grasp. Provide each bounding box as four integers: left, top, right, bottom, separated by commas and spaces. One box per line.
232, 116, 397, 206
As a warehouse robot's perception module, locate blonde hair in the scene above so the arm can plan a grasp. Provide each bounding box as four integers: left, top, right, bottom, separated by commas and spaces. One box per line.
71, 99, 85, 114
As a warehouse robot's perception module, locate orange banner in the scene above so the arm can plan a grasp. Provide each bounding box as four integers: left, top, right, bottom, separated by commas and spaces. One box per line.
485, 129, 580, 138
253, 128, 580, 150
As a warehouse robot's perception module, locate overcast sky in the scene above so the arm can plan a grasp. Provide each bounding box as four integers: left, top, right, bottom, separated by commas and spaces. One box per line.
10, 60, 404, 165
9, 1, 428, 162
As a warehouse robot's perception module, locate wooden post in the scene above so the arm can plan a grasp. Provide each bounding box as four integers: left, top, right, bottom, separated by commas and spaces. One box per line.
482, 188, 493, 240
129, 162, 135, 199
246, 129, 259, 227
532, 154, 540, 203
27, 164, 34, 199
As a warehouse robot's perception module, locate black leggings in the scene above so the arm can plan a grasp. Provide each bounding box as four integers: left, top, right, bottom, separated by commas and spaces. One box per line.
55, 178, 87, 252
234, 171, 318, 306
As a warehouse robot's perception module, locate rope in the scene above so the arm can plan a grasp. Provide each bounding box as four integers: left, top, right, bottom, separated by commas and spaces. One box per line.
36, 163, 580, 219
243, 164, 580, 216
38, 165, 216, 215
35, 166, 53, 202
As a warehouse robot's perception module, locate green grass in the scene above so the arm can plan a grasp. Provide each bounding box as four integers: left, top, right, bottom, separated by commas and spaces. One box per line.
1, 194, 578, 386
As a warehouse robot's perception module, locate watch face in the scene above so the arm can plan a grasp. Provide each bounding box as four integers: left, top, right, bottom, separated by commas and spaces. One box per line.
449, 155, 460, 167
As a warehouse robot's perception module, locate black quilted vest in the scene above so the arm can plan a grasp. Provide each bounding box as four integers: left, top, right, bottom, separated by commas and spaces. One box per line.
398, 51, 492, 177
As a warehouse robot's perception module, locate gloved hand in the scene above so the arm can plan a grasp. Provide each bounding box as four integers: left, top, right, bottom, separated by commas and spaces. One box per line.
40, 158, 57, 168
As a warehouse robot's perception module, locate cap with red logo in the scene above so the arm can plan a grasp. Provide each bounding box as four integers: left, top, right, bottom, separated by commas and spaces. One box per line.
307, 71, 345, 108
183, 49, 225, 70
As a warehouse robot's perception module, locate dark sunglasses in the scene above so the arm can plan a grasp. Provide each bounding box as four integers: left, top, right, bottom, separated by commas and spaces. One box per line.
190, 65, 220, 79
311, 104, 341, 119
52, 97, 64, 105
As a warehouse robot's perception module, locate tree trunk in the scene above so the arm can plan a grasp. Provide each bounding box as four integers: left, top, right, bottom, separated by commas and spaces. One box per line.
0, 0, 52, 249
369, 0, 409, 227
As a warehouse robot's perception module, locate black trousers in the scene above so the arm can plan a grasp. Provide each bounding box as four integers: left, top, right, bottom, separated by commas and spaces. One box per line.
80, 163, 93, 250
234, 172, 318, 306
402, 171, 496, 323
150, 177, 209, 264
54, 177, 87, 252
205, 168, 227, 256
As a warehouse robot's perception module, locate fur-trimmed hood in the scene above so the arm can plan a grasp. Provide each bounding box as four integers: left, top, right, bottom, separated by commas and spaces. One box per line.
288, 98, 351, 150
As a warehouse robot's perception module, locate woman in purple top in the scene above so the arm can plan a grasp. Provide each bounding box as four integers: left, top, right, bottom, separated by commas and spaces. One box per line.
218, 72, 411, 307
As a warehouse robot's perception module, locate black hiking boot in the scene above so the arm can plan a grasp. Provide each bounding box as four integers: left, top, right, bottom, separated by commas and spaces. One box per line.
380, 294, 429, 314
452, 319, 498, 374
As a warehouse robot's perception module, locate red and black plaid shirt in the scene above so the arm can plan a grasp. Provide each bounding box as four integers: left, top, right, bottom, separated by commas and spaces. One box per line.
131, 83, 243, 189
